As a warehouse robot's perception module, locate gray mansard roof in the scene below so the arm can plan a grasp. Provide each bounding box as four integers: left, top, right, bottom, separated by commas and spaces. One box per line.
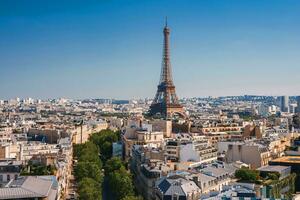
157, 175, 200, 197
0, 176, 57, 200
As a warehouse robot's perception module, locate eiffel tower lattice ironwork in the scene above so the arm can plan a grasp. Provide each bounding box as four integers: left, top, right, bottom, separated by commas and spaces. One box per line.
149, 21, 185, 118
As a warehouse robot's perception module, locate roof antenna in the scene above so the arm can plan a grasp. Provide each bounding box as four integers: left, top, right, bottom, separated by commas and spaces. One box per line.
165, 16, 168, 27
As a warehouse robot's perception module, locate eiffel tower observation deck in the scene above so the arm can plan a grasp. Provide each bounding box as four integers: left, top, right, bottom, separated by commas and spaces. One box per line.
149, 20, 185, 118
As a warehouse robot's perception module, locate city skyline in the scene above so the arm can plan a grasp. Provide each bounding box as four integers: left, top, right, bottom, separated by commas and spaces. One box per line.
1, 0, 300, 99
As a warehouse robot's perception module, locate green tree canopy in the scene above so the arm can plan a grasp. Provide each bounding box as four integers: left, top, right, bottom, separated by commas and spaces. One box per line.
74, 129, 133, 200
121, 196, 143, 200
235, 168, 260, 182
21, 163, 55, 176
104, 157, 124, 175
75, 162, 103, 183
78, 177, 102, 200
293, 114, 300, 128
73, 143, 85, 158
78, 142, 102, 167
90, 129, 119, 161
109, 167, 135, 199
267, 172, 280, 180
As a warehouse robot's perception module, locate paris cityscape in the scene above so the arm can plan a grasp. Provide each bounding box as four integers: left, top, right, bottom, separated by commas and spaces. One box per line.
1, 1, 300, 200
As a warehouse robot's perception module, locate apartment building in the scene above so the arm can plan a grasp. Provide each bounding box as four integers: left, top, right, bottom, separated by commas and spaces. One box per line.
165, 134, 218, 169
226, 142, 271, 169
155, 175, 201, 200
130, 145, 172, 200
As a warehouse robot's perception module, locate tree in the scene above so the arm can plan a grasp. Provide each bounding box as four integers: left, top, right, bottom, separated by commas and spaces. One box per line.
235, 168, 259, 182
122, 196, 143, 200
21, 163, 56, 176
293, 114, 300, 128
73, 129, 126, 200
75, 162, 103, 183
90, 129, 119, 161
73, 143, 85, 158
78, 142, 102, 167
267, 172, 280, 180
101, 141, 113, 161
78, 178, 102, 200
109, 167, 135, 199
82, 141, 100, 154
104, 157, 124, 175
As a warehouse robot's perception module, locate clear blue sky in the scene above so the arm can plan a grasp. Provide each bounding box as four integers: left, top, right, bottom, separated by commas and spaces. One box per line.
1, 0, 300, 99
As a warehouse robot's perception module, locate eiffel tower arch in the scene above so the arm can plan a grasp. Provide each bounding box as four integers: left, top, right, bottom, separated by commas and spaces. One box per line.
149, 21, 185, 118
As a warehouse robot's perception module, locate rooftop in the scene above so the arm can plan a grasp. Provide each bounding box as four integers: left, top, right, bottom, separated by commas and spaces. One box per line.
0, 176, 57, 200
257, 165, 290, 173
270, 156, 300, 164
0, 160, 22, 167
157, 175, 200, 197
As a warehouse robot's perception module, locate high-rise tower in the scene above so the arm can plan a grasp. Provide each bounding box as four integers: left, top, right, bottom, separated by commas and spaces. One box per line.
280, 96, 289, 113
296, 96, 300, 113
149, 21, 185, 118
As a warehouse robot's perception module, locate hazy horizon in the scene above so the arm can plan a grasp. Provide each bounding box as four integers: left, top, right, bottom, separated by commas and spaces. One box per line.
2, 94, 299, 101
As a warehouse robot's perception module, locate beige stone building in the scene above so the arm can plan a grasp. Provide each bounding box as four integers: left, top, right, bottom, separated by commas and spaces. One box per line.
226, 142, 271, 169
123, 119, 171, 159
72, 121, 108, 144
123, 129, 164, 159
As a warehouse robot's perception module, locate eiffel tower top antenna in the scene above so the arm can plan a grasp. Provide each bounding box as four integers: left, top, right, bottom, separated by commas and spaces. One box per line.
165, 16, 168, 27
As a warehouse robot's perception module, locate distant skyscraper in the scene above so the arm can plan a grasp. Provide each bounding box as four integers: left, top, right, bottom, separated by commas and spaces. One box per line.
149, 21, 185, 118
280, 96, 289, 112
296, 96, 300, 113
290, 104, 296, 114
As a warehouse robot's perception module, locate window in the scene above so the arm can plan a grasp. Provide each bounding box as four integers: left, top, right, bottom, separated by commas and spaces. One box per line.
172, 195, 178, 200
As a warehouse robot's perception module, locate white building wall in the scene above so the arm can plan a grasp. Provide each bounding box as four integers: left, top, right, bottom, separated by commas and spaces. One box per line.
180, 143, 200, 162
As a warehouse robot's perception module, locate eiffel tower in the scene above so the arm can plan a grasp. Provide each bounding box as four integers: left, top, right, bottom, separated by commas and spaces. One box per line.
149, 21, 185, 118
